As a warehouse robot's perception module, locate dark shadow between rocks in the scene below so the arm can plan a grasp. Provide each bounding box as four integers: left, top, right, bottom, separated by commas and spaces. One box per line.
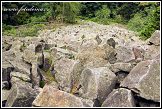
2, 100, 7, 107
114, 71, 129, 89
132, 92, 160, 107
93, 98, 101, 107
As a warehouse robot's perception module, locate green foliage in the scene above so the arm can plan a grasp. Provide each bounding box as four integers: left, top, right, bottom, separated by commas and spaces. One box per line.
90, 5, 112, 25
3, 27, 17, 36
14, 11, 30, 24
114, 15, 124, 23
62, 3, 81, 23
127, 2, 160, 40
80, 2, 102, 18
39, 80, 46, 88
45, 69, 56, 82
2, 24, 12, 31
127, 13, 146, 32
29, 16, 47, 23
2, 2, 160, 39
95, 5, 111, 19
3, 23, 45, 37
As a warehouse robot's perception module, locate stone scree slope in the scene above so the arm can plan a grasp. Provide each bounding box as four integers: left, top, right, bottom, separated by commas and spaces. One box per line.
2, 22, 160, 107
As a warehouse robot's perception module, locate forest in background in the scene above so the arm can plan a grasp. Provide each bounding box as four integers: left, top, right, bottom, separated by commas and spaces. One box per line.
2, 2, 160, 40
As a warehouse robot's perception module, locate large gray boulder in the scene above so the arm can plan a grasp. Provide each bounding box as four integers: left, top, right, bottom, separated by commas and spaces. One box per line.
77, 43, 107, 68
32, 85, 84, 107
144, 45, 160, 60
23, 44, 36, 64
101, 88, 135, 107
79, 67, 117, 103
10, 40, 23, 52
66, 41, 81, 52
51, 47, 76, 60
54, 58, 83, 92
9, 59, 31, 77
2, 49, 23, 64
116, 46, 135, 63
103, 44, 116, 64
5, 81, 39, 107
120, 59, 160, 102
42, 51, 53, 72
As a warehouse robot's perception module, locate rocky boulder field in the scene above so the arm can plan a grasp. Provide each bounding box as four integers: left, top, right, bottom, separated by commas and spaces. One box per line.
2, 21, 160, 107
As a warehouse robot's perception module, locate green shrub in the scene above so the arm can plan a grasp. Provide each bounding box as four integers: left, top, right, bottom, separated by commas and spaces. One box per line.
2, 24, 12, 31
3, 27, 17, 36
29, 16, 48, 23
3, 23, 45, 37
127, 13, 146, 32
14, 11, 30, 25
39, 80, 46, 88
127, 3, 160, 40
114, 15, 125, 24
95, 5, 111, 19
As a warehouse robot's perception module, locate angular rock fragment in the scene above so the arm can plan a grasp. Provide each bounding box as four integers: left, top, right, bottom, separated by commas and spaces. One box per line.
31, 62, 41, 87
147, 30, 160, 46
36, 52, 44, 66
101, 88, 135, 107
107, 38, 116, 48
9, 59, 31, 76
132, 46, 144, 62
83, 57, 107, 68
23, 44, 36, 63
109, 62, 134, 73
77, 44, 107, 67
54, 58, 83, 92
66, 41, 81, 52
116, 46, 135, 63
81, 98, 94, 107
103, 44, 116, 64
95, 35, 102, 45
79, 67, 117, 103
144, 45, 160, 60
5, 81, 39, 107
10, 40, 23, 52
32, 85, 84, 107
120, 59, 160, 102
42, 51, 52, 72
